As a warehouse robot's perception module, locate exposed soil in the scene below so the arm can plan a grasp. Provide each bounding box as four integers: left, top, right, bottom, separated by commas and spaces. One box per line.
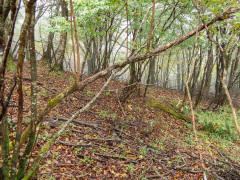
4, 61, 240, 179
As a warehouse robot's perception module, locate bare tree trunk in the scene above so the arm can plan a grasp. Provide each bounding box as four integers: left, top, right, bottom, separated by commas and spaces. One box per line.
194, 46, 213, 108
221, 68, 240, 138
150, 56, 156, 84
228, 46, 240, 96
190, 46, 203, 97
0, 0, 18, 122
17, 3, 37, 179
163, 51, 171, 88
215, 50, 227, 106
10, 0, 36, 179
204, 41, 214, 94
52, 0, 68, 71
181, 51, 185, 91
42, 5, 59, 64
177, 59, 181, 90
0, 0, 11, 57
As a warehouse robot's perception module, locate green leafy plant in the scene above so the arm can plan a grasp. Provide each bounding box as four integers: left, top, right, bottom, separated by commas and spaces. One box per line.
69, 76, 74, 84
105, 90, 111, 96
62, 131, 67, 137
135, 106, 142, 111
50, 71, 62, 78
75, 147, 83, 152
196, 106, 240, 141
110, 113, 117, 120
140, 146, 148, 156
41, 89, 48, 97
55, 152, 59, 160
85, 90, 91, 96
181, 104, 190, 115
79, 156, 93, 164
49, 176, 55, 180
39, 134, 52, 140
101, 147, 109, 152
99, 110, 118, 120
99, 110, 109, 118
126, 164, 134, 174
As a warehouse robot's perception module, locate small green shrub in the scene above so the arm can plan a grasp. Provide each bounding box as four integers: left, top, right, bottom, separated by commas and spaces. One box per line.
69, 76, 74, 84
105, 90, 111, 96
196, 106, 240, 141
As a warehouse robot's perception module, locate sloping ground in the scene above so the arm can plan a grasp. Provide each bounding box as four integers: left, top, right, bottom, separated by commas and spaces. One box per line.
4, 61, 240, 179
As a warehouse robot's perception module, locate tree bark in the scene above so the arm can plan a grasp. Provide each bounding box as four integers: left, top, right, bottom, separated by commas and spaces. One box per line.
204, 41, 214, 95
42, 5, 59, 64
228, 46, 240, 96
163, 51, 171, 88
177, 59, 181, 91
17, 3, 37, 179
10, 0, 36, 179
51, 0, 68, 71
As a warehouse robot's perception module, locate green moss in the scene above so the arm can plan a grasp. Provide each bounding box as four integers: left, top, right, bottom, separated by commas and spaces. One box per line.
7, 55, 16, 71
147, 100, 191, 123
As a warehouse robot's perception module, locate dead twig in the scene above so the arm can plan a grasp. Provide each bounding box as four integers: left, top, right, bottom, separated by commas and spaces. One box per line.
56, 141, 97, 148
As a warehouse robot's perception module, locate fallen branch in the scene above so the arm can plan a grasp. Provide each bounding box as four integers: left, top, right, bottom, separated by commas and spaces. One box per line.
51, 117, 105, 131
56, 141, 97, 147
94, 152, 129, 160
22, 71, 116, 179
77, 154, 105, 162
147, 100, 191, 123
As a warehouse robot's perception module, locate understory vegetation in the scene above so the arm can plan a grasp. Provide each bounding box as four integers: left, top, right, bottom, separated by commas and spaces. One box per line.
196, 106, 240, 141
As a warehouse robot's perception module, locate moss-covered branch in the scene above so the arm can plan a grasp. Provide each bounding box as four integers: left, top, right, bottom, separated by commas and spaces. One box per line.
147, 100, 191, 123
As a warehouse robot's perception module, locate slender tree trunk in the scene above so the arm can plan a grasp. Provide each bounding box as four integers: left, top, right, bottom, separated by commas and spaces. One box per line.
177, 59, 181, 90
0, 0, 18, 122
0, 0, 11, 58
1, 114, 9, 179
221, 68, 240, 138
194, 46, 212, 108
42, 5, 59, 64
163, 51, 171, 88
17, 3, 37, 179
228, 46, 240, 96
215, 50, 227, 106
150, 56, 156, 84
190, 46, 202, 97
10, 0, 36, 179
81, 37, 92, 77
204, 41, 214, 95
70, 0, 80, 81
181, 50, 185, 91
52, 0, 68, 71
144, 58, 154, 97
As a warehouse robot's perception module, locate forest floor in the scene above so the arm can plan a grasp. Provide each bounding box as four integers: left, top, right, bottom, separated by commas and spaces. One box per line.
5, 61, 240, 180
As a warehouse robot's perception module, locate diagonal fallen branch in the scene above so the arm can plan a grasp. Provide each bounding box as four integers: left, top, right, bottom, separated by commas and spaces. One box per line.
22, 70, 116, 179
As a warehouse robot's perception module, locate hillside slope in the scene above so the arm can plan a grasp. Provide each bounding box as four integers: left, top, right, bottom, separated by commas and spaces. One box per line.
5, 61, 240, 179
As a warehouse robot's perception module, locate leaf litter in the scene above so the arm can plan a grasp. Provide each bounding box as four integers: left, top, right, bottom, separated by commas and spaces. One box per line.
3, 61, 240, 180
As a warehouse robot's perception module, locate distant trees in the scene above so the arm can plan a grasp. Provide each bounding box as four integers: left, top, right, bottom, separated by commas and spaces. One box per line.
0, 0, 239, 179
